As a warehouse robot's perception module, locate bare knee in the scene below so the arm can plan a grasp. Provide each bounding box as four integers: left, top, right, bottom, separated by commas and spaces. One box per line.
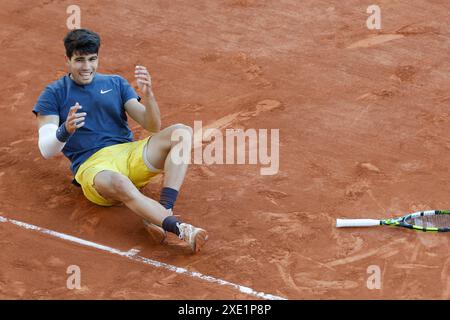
144, 124, 193, 170
151, 124, 192, 149
111, 175, 139, 202
95, 172, 139, 203
171, 123, 193, 136
169, 123, 193, 147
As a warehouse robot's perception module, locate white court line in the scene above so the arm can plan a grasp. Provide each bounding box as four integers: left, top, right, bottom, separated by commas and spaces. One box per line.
0, 215, 286, 300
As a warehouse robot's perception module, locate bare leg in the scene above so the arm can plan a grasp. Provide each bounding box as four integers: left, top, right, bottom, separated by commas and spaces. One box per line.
92, 124, 207, 252
93, 170, 207, 252
144, 123, 193, 191
93, 170, 170, 226
141, 124, 208, 252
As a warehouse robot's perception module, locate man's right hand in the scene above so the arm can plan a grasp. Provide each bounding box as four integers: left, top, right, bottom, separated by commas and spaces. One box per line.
65, 102, 87, 134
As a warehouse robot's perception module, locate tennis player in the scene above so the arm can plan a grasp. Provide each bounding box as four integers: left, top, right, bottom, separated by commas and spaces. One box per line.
32, 28, 207, 253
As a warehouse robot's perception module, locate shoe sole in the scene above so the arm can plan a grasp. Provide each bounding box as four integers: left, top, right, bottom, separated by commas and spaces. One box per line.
192, 228, 208, 253
144, 223, 167, 244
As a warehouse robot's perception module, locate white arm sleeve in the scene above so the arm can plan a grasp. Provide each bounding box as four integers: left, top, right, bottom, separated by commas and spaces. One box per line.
38, 123, 66, 159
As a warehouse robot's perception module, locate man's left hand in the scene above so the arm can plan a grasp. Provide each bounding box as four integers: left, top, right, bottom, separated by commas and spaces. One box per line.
135, 65, 153, 97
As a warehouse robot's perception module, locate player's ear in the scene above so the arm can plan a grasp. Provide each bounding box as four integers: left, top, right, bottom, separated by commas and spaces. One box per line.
65, 55, 70, 65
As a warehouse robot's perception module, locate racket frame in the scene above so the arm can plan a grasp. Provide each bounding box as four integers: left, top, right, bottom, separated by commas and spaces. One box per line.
337, 210, 450, 232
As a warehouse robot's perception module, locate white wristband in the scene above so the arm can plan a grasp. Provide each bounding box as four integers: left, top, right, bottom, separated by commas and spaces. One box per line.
38, 123, 66, 159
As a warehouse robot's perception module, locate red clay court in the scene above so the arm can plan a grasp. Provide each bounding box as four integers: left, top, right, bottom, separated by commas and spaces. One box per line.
0, 0, 449, 299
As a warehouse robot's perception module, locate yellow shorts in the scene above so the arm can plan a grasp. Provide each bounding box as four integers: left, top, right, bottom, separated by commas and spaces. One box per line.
74, 137, 161, 206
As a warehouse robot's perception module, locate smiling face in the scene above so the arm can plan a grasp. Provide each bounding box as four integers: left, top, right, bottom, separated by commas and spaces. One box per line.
66, 52, 98, 85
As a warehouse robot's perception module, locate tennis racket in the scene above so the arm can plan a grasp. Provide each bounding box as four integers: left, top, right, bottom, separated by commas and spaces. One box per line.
336, 210, 450, 232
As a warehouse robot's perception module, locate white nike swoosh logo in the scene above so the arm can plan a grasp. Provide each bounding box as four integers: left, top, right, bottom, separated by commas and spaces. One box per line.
100, 89, 112, 94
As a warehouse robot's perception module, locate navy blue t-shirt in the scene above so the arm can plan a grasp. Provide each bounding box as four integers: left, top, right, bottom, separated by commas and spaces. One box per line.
32, 73, 141, 176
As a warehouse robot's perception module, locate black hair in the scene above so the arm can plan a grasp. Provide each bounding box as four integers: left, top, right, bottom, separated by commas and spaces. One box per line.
63, 28, 101, 59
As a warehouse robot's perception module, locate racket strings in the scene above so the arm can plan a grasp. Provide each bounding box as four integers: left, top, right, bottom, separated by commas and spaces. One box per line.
407, 214, 450, 228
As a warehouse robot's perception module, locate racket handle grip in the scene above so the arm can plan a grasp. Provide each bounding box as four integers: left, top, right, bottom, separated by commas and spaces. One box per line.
336, 219, 381, 227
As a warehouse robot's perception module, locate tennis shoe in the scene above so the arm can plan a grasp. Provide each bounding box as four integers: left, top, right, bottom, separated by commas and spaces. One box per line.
177, 223, 208, 253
